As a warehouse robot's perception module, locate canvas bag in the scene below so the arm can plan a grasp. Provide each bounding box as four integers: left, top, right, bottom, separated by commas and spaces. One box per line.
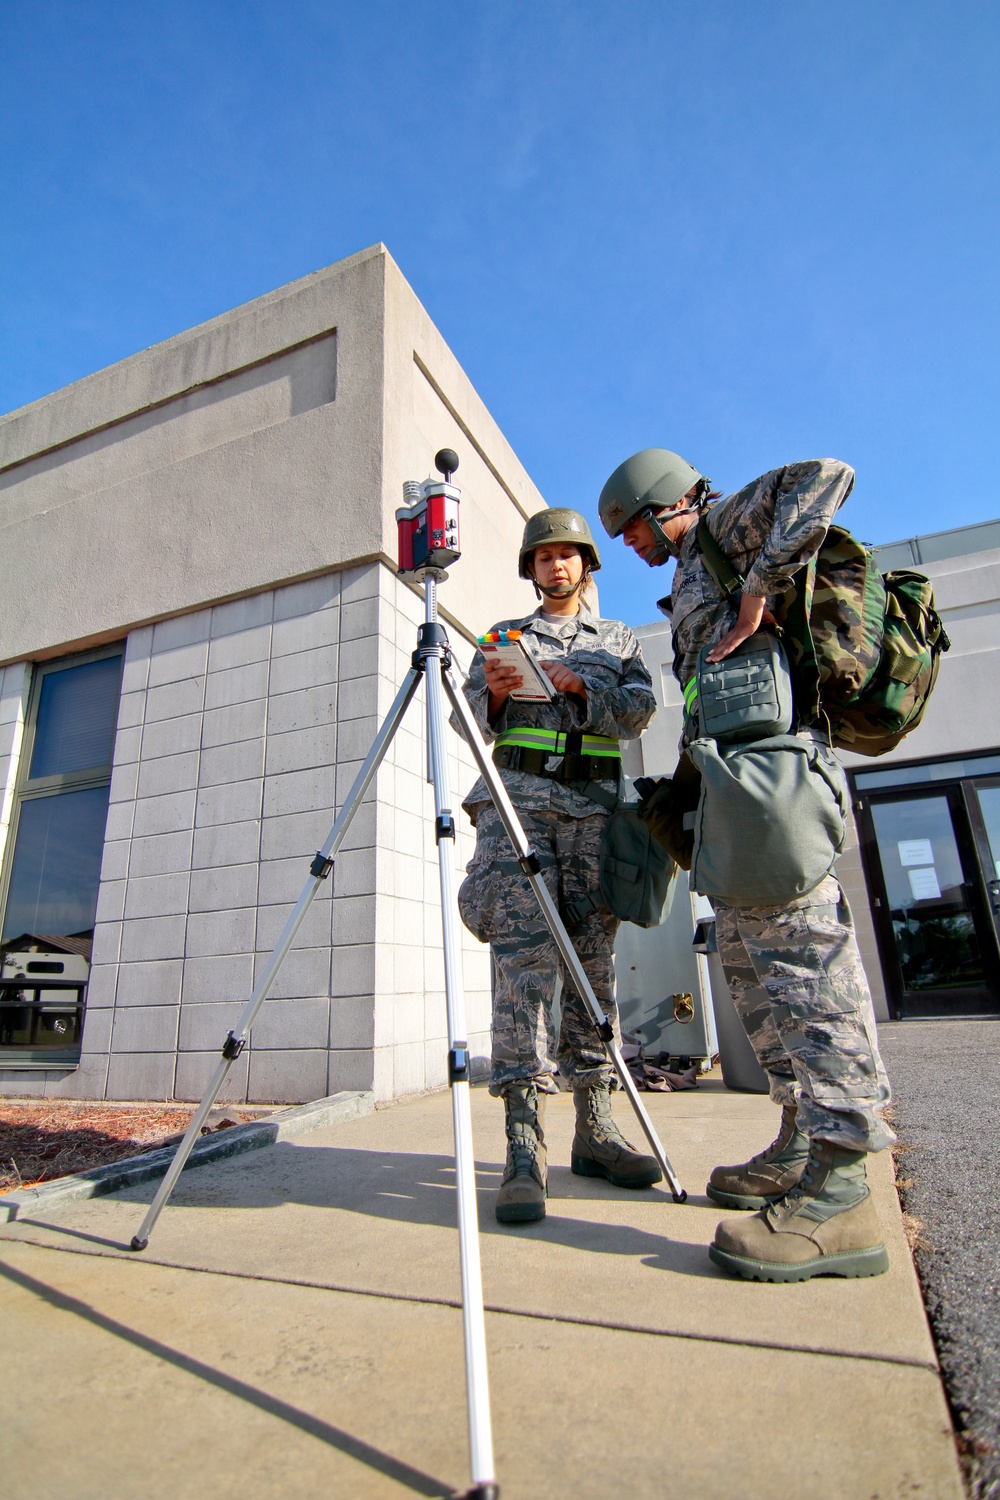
685, 732, 849, 906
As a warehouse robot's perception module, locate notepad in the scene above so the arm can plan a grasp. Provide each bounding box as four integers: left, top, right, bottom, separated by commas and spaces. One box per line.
477, 630, 555, 702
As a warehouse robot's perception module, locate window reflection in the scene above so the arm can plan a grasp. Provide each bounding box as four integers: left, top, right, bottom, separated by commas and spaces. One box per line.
1, 648, 123, 1060
975, 786, 1000, 882
2, 786, 112, 945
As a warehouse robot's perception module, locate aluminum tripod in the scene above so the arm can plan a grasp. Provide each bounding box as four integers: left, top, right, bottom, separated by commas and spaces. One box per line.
129, 570, 686, 1500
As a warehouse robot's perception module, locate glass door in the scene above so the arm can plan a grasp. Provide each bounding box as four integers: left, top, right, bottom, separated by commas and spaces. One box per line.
965, 777, 1000, 948
862, 788, 1000, 1017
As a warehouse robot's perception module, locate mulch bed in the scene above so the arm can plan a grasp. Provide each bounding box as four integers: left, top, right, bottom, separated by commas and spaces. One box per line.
0, 1100, 264, 1195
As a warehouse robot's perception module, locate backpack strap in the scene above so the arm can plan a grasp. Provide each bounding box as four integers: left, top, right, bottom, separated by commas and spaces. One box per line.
569, 778, 620, 813
695, 517, 746, 605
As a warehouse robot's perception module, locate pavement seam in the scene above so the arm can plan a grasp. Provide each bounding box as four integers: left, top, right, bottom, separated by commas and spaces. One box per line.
0, 1235, 941, 1376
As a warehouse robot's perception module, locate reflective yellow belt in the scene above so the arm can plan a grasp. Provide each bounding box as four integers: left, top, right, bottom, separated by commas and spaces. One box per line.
492, 728, 621, 758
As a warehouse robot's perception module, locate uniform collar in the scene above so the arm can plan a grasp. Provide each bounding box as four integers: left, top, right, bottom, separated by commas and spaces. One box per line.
525, 603, 600, 642
678, 524, 702, 570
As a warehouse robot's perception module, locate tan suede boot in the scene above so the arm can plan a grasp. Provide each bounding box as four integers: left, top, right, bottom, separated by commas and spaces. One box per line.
495, 1082, 547, 1224
571, 1080, 662, 1189
709, 1139, 889, 1283
707, 1103, 809, 1210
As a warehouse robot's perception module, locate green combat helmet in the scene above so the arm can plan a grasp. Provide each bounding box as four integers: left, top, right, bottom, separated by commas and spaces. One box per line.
518, 508, 602, 578
598, 448, 710, 565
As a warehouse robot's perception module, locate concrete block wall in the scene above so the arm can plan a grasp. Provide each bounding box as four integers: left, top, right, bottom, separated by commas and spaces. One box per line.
0, 560, 490, 1102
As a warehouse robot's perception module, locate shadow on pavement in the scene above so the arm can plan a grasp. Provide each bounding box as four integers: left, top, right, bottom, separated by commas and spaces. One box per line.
0, 1255, 454, 1497
19, 1142, 720, 1279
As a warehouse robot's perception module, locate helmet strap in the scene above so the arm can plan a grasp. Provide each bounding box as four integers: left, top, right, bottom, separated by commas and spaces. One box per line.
536, 578, 584, 601
640, 508, 680, 566
641, 480, 713, 566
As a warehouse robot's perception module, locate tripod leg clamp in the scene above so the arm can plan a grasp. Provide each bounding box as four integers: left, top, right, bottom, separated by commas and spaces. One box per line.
448, 1043, 470, 1084
310, 852, 334, 879
518, 850, 541, 876
222, 1031, 247, 1060
412, 620, 452, 669
436, 813, 455, 842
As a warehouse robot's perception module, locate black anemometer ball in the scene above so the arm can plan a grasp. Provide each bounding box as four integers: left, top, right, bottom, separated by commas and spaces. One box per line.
435, 449, 460, 480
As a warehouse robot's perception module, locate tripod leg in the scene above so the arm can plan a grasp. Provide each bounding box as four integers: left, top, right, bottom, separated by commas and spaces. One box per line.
424, 653, 498, 1497
443, 670, 686, 1204
130, 667, 426, 1252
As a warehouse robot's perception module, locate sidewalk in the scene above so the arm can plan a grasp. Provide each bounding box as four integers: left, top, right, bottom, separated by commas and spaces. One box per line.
0, 1080, 963, 1500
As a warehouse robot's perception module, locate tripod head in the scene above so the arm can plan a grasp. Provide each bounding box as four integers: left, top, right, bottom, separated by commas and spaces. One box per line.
397, 449, 462, 579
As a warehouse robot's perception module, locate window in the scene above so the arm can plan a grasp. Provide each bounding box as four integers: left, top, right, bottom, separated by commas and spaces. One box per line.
0, 646, 124, 1066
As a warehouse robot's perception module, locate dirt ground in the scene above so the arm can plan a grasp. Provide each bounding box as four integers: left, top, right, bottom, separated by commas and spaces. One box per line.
0, 1100, 268, 1194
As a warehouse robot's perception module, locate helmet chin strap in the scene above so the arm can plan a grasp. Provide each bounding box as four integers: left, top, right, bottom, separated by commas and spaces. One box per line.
536, 579, 583, 600
640, 480, 713, 567
641, 509, 683, 566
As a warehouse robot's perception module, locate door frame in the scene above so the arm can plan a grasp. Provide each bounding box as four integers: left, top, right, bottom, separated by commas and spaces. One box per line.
854, 781, 1000, 1019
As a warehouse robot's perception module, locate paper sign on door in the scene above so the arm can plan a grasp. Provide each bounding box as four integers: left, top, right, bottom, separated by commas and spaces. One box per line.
898, 839, 934, 867
908, 866, 942, 901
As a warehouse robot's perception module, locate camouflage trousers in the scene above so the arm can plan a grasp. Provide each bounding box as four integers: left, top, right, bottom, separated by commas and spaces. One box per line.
714, 874, 894, 1153
458, 802, 618, 1095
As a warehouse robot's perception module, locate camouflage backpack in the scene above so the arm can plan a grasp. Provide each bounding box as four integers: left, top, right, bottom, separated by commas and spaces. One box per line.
695, 519, 951, 758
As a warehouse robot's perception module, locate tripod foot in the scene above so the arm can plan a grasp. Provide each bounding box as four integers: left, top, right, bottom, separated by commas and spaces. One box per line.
129, 1236, 148, 1252
455, 1486, 499, 1499
673, 1189, 688, 1204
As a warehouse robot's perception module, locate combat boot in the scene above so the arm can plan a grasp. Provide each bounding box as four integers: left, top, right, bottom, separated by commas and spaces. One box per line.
706, 1103, 809, 1210
571, 1080, 662, 1189
709, 1138, 889, 1283
495, 1082, 547, 1224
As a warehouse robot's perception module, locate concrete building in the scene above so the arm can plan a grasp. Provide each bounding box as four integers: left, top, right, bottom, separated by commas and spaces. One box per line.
627, 515, 1000, 1022
3, 245, 996, 1104
0, 245, 544, 1101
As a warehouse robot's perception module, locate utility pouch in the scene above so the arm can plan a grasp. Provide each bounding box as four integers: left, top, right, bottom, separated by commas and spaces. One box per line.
599, 802, 679, 927
564, 780, 678, 929
686, 733, 848, 905
687, 631, 794, 744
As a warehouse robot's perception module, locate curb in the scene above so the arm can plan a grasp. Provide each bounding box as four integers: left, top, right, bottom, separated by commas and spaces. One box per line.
0, 1089, 374, 1225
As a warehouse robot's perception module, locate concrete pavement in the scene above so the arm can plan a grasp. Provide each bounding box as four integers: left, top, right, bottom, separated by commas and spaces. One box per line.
1, 1080, 964, 1499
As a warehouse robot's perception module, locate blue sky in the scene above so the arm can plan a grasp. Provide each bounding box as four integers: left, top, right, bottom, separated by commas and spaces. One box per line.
3, 1, 998, 625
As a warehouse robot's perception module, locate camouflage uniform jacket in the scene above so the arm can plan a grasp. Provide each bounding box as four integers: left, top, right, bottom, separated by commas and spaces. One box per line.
667, 459, 856, 690
459, 604, 655, 818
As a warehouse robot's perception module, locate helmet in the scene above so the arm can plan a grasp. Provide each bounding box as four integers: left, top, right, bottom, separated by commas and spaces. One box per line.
518, 508, 602, 578
598, 449, 705, 538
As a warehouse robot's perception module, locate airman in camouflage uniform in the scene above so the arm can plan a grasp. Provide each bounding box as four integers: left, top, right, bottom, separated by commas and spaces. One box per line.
456, 509, 661, 1223
600, 452, 894, 1282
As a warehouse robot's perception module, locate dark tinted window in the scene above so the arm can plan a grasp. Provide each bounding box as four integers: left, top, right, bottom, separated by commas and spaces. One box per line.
1, 786, 112, 943
29, 656, 122, 779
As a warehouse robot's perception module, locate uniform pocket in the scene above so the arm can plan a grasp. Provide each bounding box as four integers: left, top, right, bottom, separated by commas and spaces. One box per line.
457, 837, 512, 945
568, 648, 620, 691
763, 930, 878, 1102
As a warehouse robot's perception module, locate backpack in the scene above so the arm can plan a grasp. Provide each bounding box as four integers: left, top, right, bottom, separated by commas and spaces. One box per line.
695, 517, 951, 758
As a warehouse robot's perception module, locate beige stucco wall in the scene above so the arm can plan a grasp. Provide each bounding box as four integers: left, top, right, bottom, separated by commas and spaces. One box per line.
0, 245, 542, 667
